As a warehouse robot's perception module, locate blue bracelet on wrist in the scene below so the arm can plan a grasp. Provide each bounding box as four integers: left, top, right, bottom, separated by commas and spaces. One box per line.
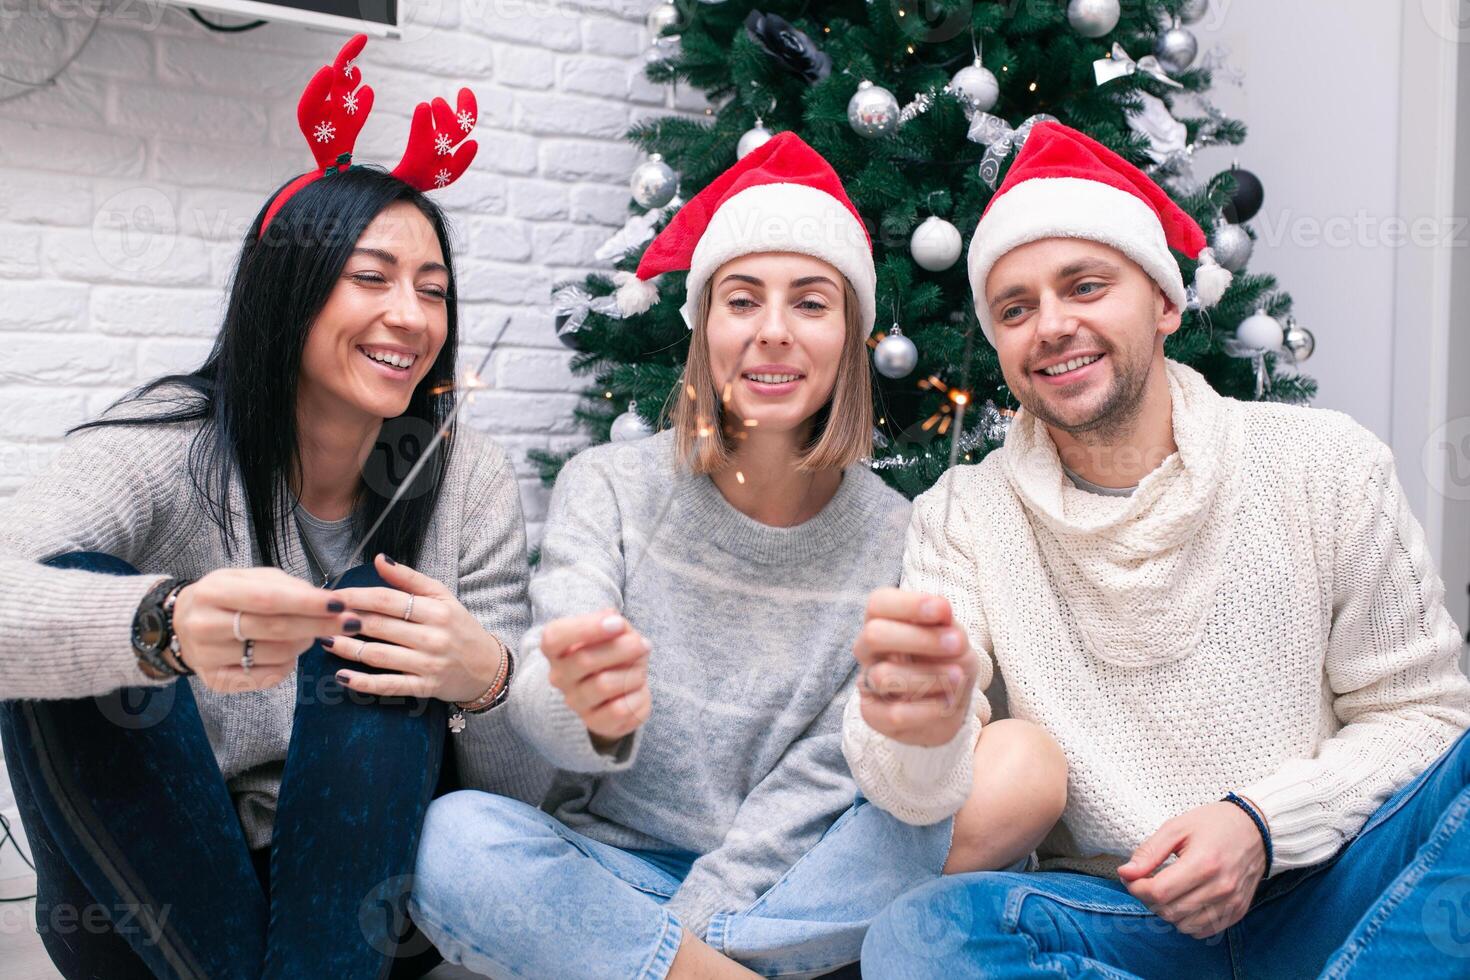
1221, 791, 1273, 878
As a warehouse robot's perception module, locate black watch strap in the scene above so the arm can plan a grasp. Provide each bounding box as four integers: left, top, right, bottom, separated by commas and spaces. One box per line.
131, 578, 183, 679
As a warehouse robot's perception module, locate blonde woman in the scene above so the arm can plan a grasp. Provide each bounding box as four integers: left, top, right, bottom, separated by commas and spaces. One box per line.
410, 134, 1066, 979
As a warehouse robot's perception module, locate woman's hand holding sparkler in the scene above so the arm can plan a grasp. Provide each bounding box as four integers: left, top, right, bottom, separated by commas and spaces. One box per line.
542, 609, 653, 747
328, 553, 508, 704
173, 567, 362, 693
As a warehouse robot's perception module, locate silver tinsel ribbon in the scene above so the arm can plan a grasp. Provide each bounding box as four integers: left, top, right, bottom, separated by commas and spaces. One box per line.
593, 197, 682, 263
553, 283, 625, 340
1221, 337, 1307, 399
967, 112, 1057, 189
866, 401, 1010, 472
1093, 42, 1184, 89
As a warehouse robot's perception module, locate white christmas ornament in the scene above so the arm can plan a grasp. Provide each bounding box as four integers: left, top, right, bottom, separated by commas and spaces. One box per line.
947, 58, 999, 115
1067, 0, 1121, 38
646, 1, 680, 39
910, 216, 962, 271
847, 81, 900, 139
611, 402, 655, 441
630, 154, 678, 209
737, 122, 773, 159
1236, 309, 1283, 351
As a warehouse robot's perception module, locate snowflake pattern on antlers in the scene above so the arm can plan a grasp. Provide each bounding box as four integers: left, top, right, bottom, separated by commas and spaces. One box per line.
258, 33, 480, 237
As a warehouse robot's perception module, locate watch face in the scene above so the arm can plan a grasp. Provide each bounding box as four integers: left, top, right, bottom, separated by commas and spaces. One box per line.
135, 606, 167, 652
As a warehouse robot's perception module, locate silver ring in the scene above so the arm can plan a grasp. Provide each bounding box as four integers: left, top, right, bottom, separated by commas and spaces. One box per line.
241, 639, 255, 673
232, 610, 247, 643
402, 594, 415, 622
860, 667, 876, 696
356, 638, 368, 660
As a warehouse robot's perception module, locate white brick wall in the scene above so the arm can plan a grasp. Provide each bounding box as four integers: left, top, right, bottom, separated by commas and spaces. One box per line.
0, 0, 708, 544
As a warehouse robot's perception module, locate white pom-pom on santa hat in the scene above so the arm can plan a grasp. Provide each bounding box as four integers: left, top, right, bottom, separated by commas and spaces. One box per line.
966, 122, 1233, 344
1191, 247, 1232, 308
613, 270, 661, 316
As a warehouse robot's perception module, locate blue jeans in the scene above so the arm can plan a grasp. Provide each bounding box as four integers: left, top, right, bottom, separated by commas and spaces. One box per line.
0, 552, 447, 980
862, 729, 1470, 979
409, 789, 953, 979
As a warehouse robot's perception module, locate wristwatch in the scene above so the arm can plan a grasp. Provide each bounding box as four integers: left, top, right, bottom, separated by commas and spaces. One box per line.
131, 578, 193, 679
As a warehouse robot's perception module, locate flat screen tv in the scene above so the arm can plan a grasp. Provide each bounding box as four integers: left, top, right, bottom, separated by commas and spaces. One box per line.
170, 0, 399, 38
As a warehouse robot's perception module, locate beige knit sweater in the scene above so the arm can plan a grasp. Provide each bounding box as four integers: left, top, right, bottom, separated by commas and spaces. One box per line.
843, 361, 1470, 877
0, 390, 551, 847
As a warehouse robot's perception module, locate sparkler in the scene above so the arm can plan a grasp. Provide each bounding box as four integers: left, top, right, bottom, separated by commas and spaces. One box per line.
327, 320, 508, 589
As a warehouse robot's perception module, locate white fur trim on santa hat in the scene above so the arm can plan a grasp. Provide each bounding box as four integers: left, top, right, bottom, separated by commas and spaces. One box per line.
967, 177, 1186, 345
678, 182, 876, 332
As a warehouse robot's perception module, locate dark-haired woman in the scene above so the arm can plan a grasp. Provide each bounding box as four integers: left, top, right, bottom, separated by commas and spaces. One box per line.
0, 160, 546, 976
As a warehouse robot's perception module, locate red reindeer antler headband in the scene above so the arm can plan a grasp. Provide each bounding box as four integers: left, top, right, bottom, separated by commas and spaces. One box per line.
259, 34, 479, 237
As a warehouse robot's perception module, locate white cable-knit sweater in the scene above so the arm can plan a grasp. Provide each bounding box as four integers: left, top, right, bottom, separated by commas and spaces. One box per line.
842, 361, 1470, 878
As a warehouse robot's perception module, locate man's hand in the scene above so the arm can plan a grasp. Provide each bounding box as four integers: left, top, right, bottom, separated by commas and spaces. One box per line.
1118, 801, 1268, 938
853, 587, 978, 747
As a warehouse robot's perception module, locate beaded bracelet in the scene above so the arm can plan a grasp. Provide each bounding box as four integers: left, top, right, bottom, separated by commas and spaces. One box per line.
1221, 791, 1273, 878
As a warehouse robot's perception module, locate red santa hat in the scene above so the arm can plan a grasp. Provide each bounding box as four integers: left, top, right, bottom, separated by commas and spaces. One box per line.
615, 132, 877, 332
966, 121, 1231, 344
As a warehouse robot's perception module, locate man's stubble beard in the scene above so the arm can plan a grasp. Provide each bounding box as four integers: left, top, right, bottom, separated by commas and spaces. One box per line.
1016, 338, 1154, 448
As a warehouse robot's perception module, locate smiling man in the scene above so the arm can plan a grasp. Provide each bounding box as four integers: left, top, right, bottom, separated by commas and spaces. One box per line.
846, 122, 1470, 976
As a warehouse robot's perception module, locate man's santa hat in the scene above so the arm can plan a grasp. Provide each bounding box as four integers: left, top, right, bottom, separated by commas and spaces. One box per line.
615, 132, 877, 331
966, 121, 1232, 344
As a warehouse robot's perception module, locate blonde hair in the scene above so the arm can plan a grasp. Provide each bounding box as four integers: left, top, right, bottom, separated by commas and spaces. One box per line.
664, 276, 873, 475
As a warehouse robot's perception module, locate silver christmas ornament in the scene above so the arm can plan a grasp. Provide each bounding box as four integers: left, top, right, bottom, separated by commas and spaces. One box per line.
610, 402, 654, 442
1154, 24, 1199, 73
737, 121, 773, 159
847, 80, 900, 139
1236, 308, 1283, 351
947, 58, 999, 114
910, 216, 962, 272
1210, 221, 1253, 272
1283, 318, 1315, 362
1180, 0, 1209, 24
630, 154, 678, 209
1067, 0, 1121, 38
873, 327, 919, 379
646, 1, 680, 38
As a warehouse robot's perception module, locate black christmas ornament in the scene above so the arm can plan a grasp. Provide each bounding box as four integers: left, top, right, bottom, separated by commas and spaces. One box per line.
745, 11, 831, 84
554, 311, 585, 351
1221, 166, 1265, 224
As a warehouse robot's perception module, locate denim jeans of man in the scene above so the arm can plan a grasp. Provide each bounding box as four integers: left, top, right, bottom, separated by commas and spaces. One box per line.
0, 552, 448, 980
408, 788, 954, 979
861, 729, 1470, 979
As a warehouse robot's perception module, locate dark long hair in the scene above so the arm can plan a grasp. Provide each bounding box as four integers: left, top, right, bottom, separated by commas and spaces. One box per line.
75, 166, 460, 570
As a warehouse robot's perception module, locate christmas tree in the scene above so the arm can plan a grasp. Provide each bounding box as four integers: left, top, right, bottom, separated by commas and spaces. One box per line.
535, 0, 1316, 499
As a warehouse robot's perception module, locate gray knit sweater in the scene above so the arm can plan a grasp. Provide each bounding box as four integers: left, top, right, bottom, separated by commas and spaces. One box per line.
508, 431, 910, 937
0, 390, 551, 847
